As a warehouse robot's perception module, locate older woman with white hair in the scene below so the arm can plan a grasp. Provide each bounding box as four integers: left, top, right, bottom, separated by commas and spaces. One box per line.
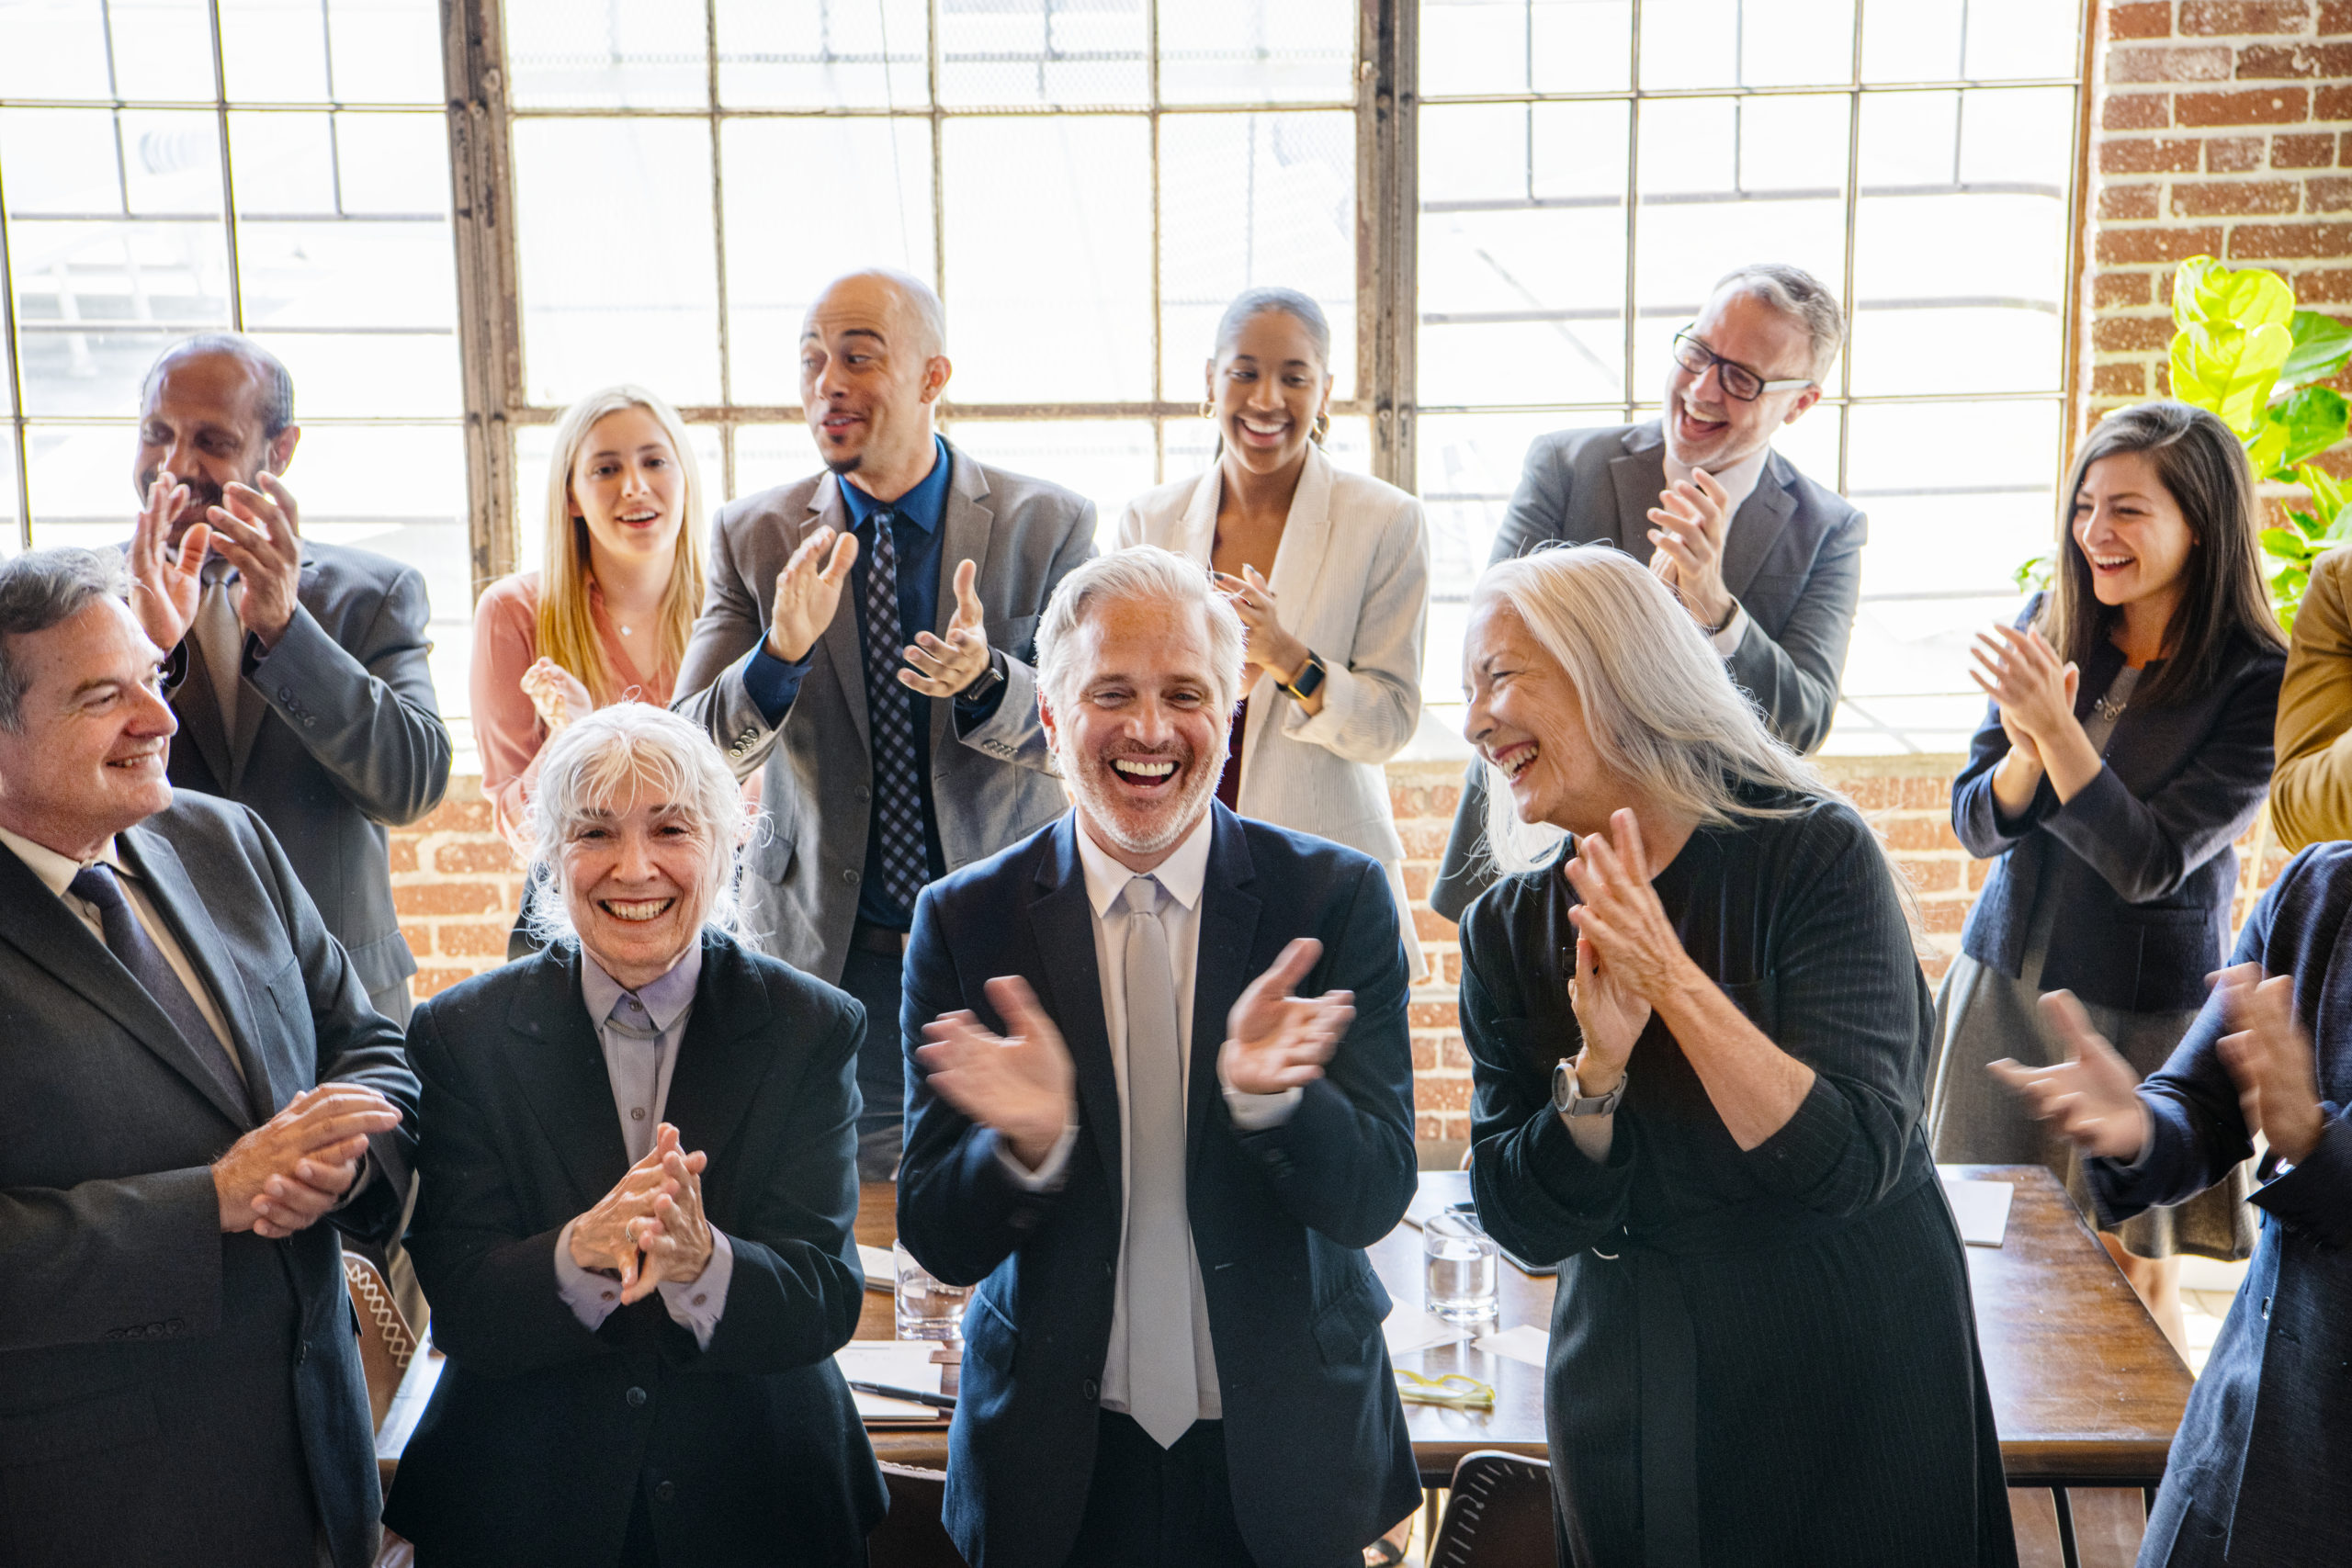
384, 705, 885, 1567
1457, 546, 2016, 1568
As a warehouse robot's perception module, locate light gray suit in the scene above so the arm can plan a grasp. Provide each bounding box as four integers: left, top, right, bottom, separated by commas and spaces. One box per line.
672, 442, 1096, 986
1430, 419, 1865, 921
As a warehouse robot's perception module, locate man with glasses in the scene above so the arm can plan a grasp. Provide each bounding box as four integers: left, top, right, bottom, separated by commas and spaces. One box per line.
1430, 262, 1863, 922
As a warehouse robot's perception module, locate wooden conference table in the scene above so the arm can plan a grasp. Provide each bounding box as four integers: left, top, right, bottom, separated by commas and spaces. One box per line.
856, 1164, 2192, 1513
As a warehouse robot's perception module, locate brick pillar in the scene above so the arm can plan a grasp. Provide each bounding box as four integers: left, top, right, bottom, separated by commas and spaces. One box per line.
2086, 1, 2352, 431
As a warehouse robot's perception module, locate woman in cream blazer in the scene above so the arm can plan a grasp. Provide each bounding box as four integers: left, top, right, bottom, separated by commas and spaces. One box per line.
1119, 286, 1431, 977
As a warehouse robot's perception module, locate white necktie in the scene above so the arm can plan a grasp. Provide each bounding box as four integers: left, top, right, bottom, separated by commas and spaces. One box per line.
195, 570, 243, 738
1121, 875, 1198, 1448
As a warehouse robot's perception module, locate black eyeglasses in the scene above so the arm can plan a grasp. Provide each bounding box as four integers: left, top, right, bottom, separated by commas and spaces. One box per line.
1670, 332, 1815, 402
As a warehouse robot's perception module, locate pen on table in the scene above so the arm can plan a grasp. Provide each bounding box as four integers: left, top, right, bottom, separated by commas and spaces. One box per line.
849, 1380, 957, 1411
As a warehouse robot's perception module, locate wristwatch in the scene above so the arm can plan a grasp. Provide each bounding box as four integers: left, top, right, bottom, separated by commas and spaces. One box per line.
1552, 1058, 1627, 1118
956, 646, 1008, 707
1278, 649, 1328, 703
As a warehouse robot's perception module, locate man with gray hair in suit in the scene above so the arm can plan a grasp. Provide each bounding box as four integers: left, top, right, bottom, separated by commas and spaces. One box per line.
674, 268, 1096, 1177
1431, 260, 1865, 920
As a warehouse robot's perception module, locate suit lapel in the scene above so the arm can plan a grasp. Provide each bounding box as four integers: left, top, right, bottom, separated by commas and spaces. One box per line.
1175, 467, 1220, 566
810, 477, 873, 754
1608, 424, 1669, 556
121, 828, 275, 1123
503, 947, 634, 1212
1027, 818, 1121, 1203
1718, 455, 1797, 605
1189, 807, 1261, 1164
0, 836, 253, 1130
658, 936, 773, 1169
175, 635, 236, 787
931, 445, 994, 762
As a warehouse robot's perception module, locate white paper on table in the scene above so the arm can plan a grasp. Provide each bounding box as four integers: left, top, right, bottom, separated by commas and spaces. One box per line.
1471, 1324, 1551, 1370
834, 1339, 950, 1422
1402, 1170, 1473, 1230
1939, 1176, 2015, 1247
1384, 1309, 1473, 1357
858, 1243, 897, 1294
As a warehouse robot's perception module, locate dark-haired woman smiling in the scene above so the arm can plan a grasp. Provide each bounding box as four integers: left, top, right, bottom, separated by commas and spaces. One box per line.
1931, 400, 2287, 1350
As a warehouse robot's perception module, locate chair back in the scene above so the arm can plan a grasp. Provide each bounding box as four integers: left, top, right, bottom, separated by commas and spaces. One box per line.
867, 1462, 966, 1567
344, 1251, 418, 1433
1429, 1450, 1555, 1568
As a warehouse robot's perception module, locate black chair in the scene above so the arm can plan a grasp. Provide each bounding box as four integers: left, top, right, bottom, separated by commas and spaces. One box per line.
1428, 1450, 1555, 1568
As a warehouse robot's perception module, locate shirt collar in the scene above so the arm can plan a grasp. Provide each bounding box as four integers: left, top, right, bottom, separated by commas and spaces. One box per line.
0, 823, 130, 899
1074, 807, 1214, 920
1663, 441, 1773, 520
580, 939, 704, 1034
835, 434, 951, 537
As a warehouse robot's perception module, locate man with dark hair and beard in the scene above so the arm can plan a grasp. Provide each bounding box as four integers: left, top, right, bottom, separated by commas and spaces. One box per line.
121, 333, 450, 1026
673, 268, 1096, 1178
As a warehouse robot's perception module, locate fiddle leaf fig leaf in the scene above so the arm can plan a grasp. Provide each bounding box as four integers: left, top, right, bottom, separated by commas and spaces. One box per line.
2268, 386, 2349, 470
2172, 320, 2295, 435
2276, 310, 2352, 395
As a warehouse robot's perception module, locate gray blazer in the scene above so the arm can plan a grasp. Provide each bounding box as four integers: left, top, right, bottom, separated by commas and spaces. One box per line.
1430, 420, 1866, 921
163, 538, 452, 1011
673, 442, 1097, 983
0, 793, 419, 1568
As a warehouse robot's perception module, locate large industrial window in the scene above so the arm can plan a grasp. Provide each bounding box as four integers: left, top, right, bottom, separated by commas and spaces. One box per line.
0, 0, 2089, 757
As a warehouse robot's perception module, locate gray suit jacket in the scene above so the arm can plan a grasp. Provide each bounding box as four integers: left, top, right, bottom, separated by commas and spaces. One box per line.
673, 442, 1096, 983
0, 793, 419, 1568
1430, 420, 1865, 921
163, 537, 452, 1010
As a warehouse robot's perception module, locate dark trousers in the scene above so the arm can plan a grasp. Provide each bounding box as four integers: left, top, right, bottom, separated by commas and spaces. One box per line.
839, 940, 907, 1181
1064, 1413, 1261, 1568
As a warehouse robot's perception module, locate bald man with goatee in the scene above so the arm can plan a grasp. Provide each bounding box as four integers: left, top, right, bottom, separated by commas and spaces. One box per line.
673, 268, 1097, 1178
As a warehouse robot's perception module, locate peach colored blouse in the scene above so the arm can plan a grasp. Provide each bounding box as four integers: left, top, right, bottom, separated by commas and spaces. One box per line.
471, 572, 678, 852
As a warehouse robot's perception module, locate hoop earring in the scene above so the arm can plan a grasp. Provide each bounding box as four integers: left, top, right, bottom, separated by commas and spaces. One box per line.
1312, 411, 1330, 445
1200, 400, 1216, 422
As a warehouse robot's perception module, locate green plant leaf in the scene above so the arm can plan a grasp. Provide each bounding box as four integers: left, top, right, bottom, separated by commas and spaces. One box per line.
2297, 460, 2350, 521
2246, 414, 2293, 478
2275, 310, 2352, 394
2267, 386, 2350, 468
2289, 507, 2323, 538
2173, 321, 2296, 434
2175, 255, 2294, 335
2262, 526, 2318, 562
2011, 549, 2055, 592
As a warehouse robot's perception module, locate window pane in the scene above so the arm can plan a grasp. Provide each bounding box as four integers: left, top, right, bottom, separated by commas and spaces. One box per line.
252, 328, 458, 416
220, 0, 332, 102
24, 421, 133, 543
1959, 85, 2075, 188
939, 420, 1154, 552
231, 108, 457, 219
121, 111, 227, 215
1419, 1, 1632, 97
326, 0, 446, 104
239, 222, 458, 329
1159, 110, 1355, 401
1857, 89, 1957, 188
1846, 398, 2057, 597
1963, 0, 2080, 82
513, 118, 720, 404
720, 118, 934, 407
504, 0, 708, 109
1849, 195, 2063, 395
1860, 0, 1961, 83
941, 118, 1151, 403
939, 0, 1149, 109
0, 107, 126, 214
0, 434, 20, 553
231, 109, 339, 212
8, 221, 233, 413
733, 422, 822, 501
0, 0, 220, 102
1157, 0, 1355, 106
715, 0, 930, 109
1738, 0, 1855, 88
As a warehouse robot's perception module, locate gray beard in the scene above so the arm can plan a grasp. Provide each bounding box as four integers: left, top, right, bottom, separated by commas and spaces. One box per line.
1061, 747, 1219, 861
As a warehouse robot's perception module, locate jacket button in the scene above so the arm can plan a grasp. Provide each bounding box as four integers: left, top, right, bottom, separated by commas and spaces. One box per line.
653, 1481, 676, 1503
1103, 1261, 1114, 1280
1081, 1379, 1099, 1403
854, 784, 872, 801
842, 868, 859, 884
626, 1386, 648, 1408
297, 1340, 309, 1364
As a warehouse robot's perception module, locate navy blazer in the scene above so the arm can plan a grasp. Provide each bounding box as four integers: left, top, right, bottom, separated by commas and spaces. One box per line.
896, 807, 1422, 1568
2086, 844, 2352, 1566
1952, 599, 2284, 1013
384, 932, 886, 1567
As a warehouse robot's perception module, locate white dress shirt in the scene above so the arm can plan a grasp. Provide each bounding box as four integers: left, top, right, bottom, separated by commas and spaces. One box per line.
1663, 441, 1772, 655
998, 809, 1302, 1420
553, 942, 736, 1350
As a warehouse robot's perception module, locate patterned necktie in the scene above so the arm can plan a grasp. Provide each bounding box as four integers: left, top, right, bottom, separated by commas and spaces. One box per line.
1120, 875, 1200, 1449
859, 510, 928, 911
195, 558, 243, 738
68, 863, 248, 1111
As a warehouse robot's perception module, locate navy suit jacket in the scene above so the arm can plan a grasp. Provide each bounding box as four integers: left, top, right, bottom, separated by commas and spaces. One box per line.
384, 932, 886, 1567
1952, 598, 2283, 1013
2086, 843, 2352, 1565
896, 807, 1422, 1568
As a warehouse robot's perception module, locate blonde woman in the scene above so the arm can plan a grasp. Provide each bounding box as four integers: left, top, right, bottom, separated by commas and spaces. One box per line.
471, 387, 706, 949
1119, 287, 1430, 978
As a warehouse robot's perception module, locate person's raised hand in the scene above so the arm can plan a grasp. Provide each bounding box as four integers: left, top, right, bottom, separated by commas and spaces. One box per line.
1221, 936, 1353, 1096
619, 1124, 716, 1302
205, 475, 305, 649
127, 474, 205, 651
1645, 469, 1735, 629
1987, 990, 2152, 1160
2215, 965, 2328, 1167
765, 525, 859, 664
901, 556, 995, 698
1969, 624, 2079, 750
1563, 809, 1695, 1005
1566, 930, 1649, 1096
570, 1139, 692, 1296
915, 976, 1077, 1169
520, 656, 594, 733
213, 1084, 403, 1237
1213, 566, 1311, 687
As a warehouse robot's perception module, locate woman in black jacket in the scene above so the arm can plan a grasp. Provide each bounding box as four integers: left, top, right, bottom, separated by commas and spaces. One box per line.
1931, 400, 2286, 1350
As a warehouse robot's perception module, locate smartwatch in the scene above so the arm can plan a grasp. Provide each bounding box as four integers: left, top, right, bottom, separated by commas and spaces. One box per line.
1279, 649, 1328, 703
956, 646, 1009, 706
1552, 1058, 1627, 1118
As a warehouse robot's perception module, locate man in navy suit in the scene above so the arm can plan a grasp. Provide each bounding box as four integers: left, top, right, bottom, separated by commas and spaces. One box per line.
897, 546, 1422, 1568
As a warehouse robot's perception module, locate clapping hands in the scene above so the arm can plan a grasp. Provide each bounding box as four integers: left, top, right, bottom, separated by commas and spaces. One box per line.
1220, 937, 1353, 1096
570, 1123, 715, 1303
917, 976, 1079, 1170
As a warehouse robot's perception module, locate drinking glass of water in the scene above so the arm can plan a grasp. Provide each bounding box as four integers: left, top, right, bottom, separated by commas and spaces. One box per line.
894, 1240, 970, 1341
1424, 1206, 1500, 1325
